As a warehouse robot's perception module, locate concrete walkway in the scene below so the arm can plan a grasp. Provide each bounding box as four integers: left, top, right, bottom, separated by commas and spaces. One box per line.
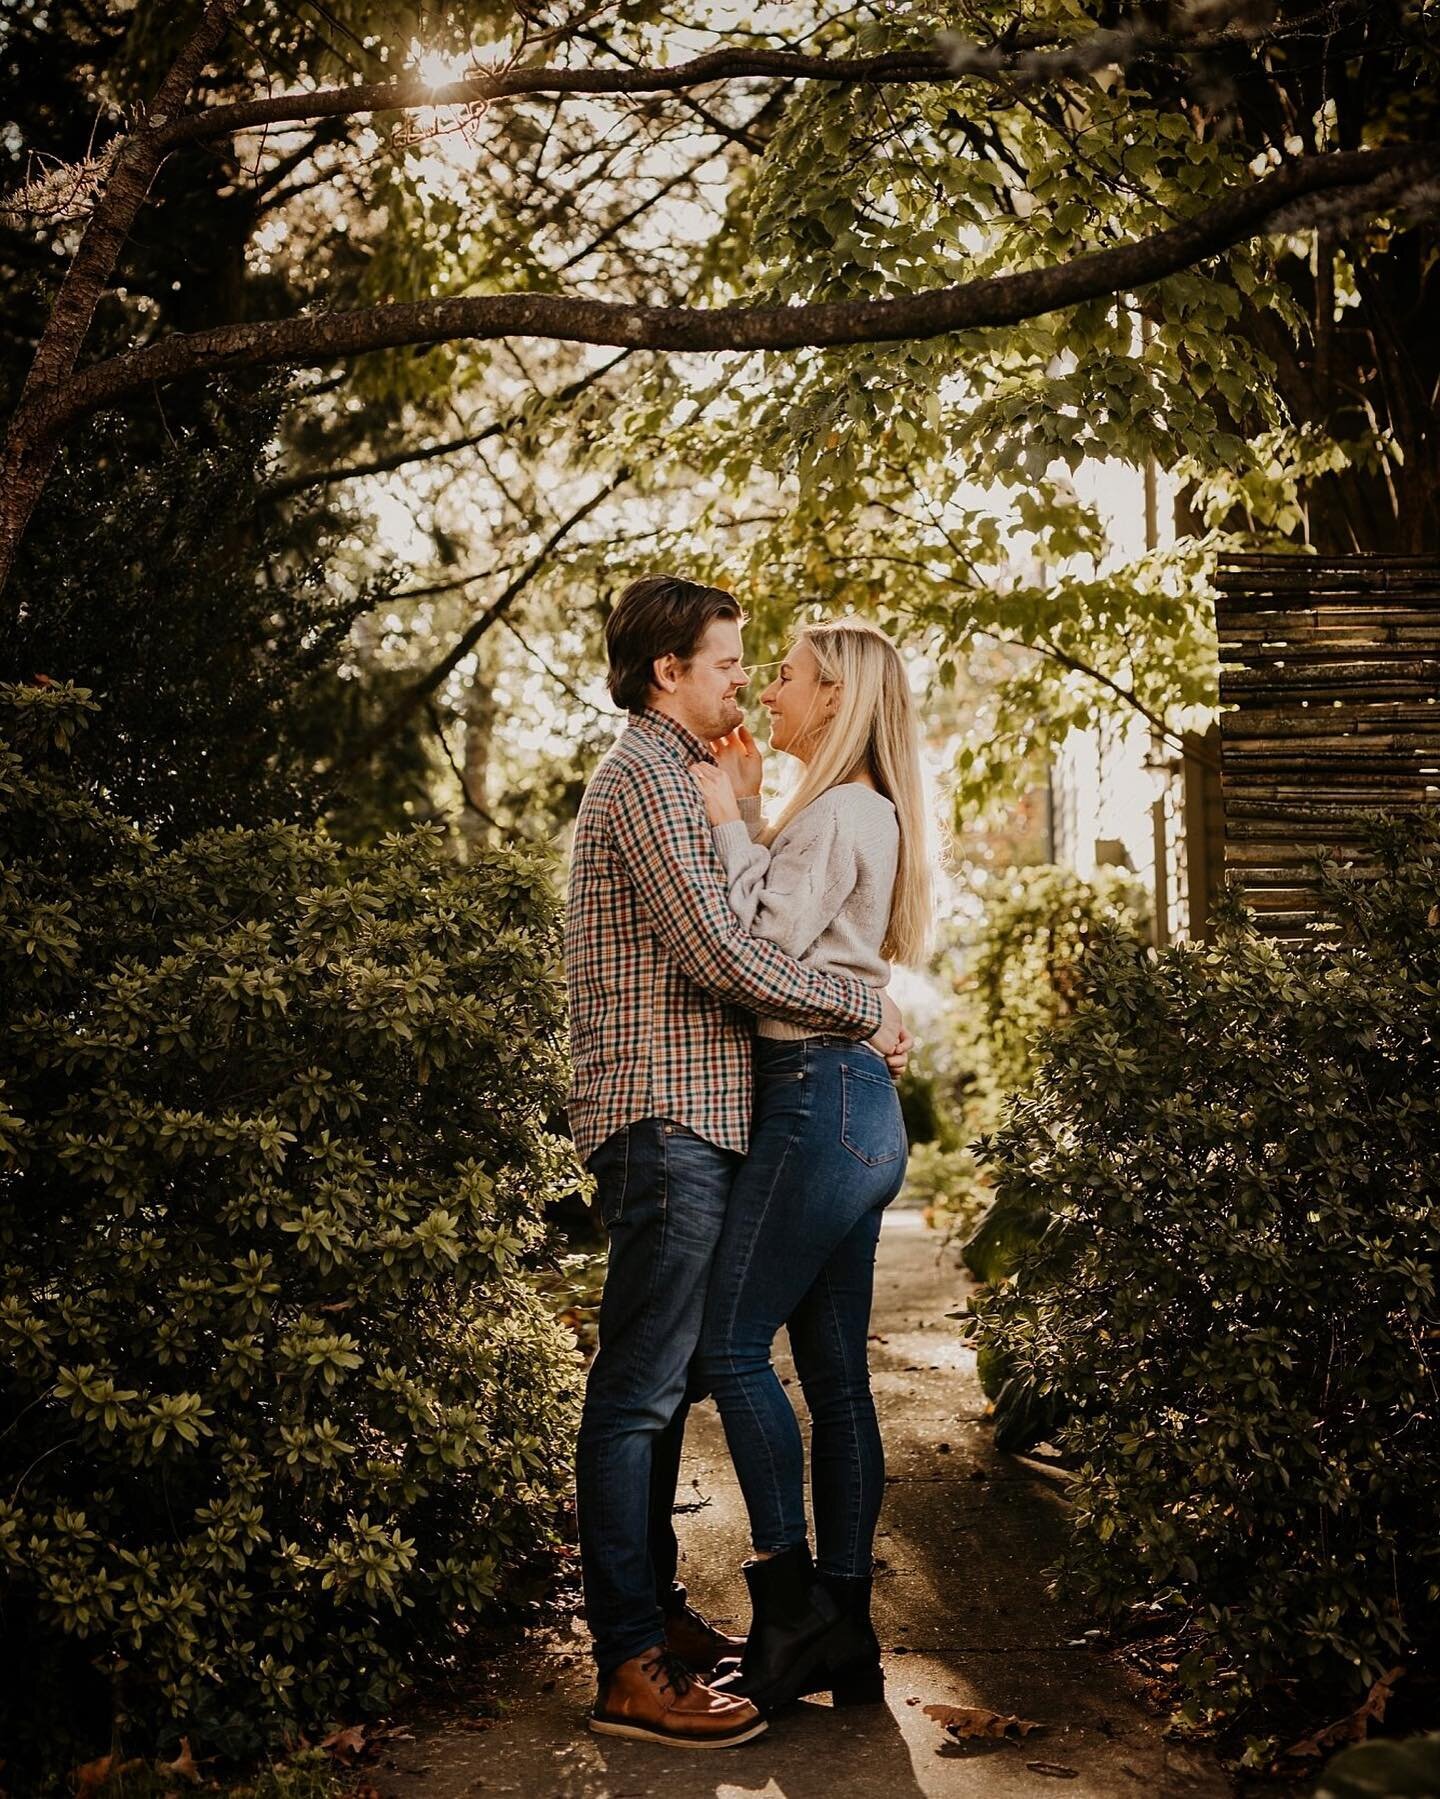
379, 1209, 1231, 1798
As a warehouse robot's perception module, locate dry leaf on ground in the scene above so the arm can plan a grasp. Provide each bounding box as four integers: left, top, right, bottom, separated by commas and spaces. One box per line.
320, 1724, 369, 1760
73, 1754, 142, 1797
160, 1737, 202, 1785
923, 1702, 1042, 1740
1285, 1665, 1404, 1759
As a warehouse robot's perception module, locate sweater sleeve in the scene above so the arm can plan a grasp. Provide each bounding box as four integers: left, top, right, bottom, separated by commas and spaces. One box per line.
711, 800, 861, 961
737, 793, 766, 843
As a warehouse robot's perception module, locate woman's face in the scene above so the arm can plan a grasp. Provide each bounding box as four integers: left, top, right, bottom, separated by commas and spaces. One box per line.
760, 639, 835, 760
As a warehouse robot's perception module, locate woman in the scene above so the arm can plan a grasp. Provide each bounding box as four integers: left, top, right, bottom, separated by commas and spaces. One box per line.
689, 617, 931, 1717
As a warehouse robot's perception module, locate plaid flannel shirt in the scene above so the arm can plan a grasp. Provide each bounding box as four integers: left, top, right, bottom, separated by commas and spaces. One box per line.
564, 708, 885, 1164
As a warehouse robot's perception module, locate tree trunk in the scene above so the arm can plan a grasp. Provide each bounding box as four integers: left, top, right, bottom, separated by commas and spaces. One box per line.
0, 0, 239, 598
459, 651, 498, 852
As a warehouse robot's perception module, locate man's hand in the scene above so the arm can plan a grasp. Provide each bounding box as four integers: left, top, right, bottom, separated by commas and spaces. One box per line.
868, 990, 905, 1059
690, 760, 741, 826
710, 724, 763, 800
884, 1024, 913, 1082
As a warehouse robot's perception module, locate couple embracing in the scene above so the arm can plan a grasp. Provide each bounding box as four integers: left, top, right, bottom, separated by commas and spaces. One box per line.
564, 575, 930, 1749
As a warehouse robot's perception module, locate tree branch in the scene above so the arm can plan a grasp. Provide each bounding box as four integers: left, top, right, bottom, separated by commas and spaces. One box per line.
344, 470, 627, 766
154, 47, 958, 151
0, 0, 240, 607
264, 350, 631, 498
50, 149, 1427, 428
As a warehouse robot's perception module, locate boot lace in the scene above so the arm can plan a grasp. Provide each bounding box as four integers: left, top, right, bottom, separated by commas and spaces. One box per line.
640, 1647, 695, 1699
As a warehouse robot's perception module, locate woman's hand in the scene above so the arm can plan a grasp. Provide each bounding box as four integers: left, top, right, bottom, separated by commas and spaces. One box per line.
690, 761, 742, 826
710, 724, 762, 800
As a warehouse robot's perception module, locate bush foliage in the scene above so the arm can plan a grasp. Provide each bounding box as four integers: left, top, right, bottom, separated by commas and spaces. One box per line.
956, 864, 1148, 1285
0, 683, 582, 1780
969, 861, 1150, 1098
968, 816, 1440, 1714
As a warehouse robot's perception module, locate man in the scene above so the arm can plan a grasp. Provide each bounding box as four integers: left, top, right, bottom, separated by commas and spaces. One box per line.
565, 575, 907, 1748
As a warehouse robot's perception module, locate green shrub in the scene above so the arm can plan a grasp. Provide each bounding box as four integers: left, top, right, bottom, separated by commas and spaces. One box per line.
968, 816, 1440, 1715
0, 683, 582, 1784
958, 865, 1148, 1412
968, 862, 1149, 1097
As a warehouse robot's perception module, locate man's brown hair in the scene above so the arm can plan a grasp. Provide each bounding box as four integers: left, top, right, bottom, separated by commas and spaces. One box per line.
604, 575, 743, 713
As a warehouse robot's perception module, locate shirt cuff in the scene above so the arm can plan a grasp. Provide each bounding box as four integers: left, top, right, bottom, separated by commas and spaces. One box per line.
737, 794, 764, 840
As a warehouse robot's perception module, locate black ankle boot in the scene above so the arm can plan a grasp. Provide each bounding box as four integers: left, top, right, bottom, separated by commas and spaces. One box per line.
713, 1545, 868, 1715
815, 1571, 885, 1706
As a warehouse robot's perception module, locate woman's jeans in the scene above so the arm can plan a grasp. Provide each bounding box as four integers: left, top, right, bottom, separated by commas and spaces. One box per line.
695, 1037, 908, 1578
575, 1118, 740, 1678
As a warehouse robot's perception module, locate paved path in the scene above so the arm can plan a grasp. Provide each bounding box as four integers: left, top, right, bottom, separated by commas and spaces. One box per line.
378, 1209, 1230, 1798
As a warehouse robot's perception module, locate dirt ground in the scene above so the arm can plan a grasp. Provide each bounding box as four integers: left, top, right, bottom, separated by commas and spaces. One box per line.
373, 1206, 1232, 1799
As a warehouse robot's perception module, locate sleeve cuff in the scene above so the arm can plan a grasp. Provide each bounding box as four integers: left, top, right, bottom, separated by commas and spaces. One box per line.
712, 818, 753, 869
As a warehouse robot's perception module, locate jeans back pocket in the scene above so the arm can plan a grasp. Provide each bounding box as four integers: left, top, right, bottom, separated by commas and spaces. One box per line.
840, 1063, 905, 1167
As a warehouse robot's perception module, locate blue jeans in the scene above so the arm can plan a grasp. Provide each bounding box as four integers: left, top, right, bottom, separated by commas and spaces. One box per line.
695, 1037, 908, 1578
575, 1118, 739, 1677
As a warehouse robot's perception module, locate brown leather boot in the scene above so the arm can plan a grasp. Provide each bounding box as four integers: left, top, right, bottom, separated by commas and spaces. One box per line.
664, 1602, 746, 1675
589, 1647, 766, 1748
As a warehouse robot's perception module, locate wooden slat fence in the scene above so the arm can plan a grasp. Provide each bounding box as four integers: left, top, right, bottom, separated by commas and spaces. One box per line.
1215, 553, 1440, 939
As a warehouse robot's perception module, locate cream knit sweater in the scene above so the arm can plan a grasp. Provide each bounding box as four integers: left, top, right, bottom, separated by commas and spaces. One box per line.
712, 785, 898, 1041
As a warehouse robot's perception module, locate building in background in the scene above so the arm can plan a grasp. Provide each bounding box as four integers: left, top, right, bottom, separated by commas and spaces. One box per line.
1042, 460, 1223, 945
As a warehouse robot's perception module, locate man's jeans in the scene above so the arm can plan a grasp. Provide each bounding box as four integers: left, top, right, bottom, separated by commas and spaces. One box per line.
695, 1038, 907, 1578
575, 1118, 738, 1678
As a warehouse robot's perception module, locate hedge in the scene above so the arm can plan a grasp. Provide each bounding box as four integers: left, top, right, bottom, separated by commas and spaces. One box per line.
0, 683, 582, 1783
968, 815, 1440, 1714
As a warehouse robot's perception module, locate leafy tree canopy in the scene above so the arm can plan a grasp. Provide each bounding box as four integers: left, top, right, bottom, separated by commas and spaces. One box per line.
3, 0, 1436, 831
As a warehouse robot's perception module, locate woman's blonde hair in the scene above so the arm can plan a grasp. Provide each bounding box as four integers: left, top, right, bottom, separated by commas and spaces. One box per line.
762, 618, 931, 965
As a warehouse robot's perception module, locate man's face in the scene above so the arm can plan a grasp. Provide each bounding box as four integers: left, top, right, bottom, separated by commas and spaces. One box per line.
661, 616, 748, 741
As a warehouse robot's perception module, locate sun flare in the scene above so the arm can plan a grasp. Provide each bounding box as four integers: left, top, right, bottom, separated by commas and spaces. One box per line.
410, 40, 472, 88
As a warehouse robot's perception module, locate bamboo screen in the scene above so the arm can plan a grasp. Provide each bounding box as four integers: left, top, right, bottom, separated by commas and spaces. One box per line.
1215, 553, 1440, 940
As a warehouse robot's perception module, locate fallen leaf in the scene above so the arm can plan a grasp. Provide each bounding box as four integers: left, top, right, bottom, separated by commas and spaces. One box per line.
72, 1755, 112, 1797
1285, 1665, 1404, 1759
160, 1737, 202, 1785
320, 1723, 368, 1760
924, 1702, 1041, 1740
74, 1754, 143, 1797
1026, 1761, 1080, 1778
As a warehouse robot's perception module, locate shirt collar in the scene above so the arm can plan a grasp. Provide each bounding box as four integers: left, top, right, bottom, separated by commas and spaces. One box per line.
630, 707, 715, 766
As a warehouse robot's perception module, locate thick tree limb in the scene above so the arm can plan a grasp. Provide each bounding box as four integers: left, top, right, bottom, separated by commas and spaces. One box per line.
155, 47, 956, 151
50, 149, 1427, 428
